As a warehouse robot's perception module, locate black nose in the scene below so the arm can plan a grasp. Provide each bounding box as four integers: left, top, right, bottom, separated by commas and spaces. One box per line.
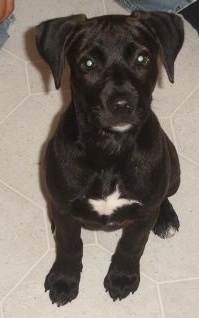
110, 99, 133, 114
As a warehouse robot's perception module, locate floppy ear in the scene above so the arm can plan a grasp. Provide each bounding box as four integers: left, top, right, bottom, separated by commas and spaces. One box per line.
133, 11, 184, 83
36, 14, 86, 89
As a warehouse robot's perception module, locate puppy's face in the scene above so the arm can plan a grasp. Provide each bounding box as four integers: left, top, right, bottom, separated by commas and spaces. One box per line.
68, 17, 159, 132
36, 12, 184, 132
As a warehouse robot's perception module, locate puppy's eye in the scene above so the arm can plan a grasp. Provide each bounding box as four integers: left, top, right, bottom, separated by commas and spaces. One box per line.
79, 58, 95, 71
85, 59, 94, 68
136, 54, 150, 66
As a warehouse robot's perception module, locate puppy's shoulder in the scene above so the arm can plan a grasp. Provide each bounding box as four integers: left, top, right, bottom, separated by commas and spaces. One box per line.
137, 112, 163, 149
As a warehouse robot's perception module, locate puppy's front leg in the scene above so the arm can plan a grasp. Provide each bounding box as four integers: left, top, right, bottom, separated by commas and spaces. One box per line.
104, 218, 155, 301
45, 204, 83, 306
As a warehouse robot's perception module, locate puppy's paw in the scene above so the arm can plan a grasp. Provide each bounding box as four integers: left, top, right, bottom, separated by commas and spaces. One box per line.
153, 200, 180, 239
44, 270, 80, 306
104, 262, 140, 301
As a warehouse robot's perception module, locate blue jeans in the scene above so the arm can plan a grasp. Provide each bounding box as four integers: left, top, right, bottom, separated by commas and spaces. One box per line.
0, 14, 15, 50
115, 0, 196, 12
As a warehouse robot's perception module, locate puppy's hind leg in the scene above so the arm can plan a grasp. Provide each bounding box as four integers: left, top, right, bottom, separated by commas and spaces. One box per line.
152, 198, 180, 239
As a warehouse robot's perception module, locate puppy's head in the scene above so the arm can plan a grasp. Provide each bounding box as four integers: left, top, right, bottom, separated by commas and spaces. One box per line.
36, 12, 184, 133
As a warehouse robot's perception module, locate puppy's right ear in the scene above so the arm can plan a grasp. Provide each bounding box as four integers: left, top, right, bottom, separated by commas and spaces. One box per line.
36, 15, 86, 89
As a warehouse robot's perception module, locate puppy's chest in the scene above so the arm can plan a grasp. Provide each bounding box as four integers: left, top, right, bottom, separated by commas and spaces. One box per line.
86, 171, 141, 216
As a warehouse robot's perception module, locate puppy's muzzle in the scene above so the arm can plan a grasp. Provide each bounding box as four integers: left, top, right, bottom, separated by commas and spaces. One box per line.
109, 98, 134, 115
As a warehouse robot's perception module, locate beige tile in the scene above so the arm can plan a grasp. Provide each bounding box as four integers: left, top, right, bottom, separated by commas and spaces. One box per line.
142, 157, 199, 281
160, 279, 199, 318
82, 229, 96, 245
0, 92, 67, 207
2, 247, 161, 318
97, 230, 122, 253
104, 0, 129, 14
153, 35, 199, 117
5, 0, 104, 61
172, 87, 199, 163
159, 118, 174, 144
0, 50, 28, 123
27, 61, 71, 94
182, 17, 199, 43
0, 182, 47, 301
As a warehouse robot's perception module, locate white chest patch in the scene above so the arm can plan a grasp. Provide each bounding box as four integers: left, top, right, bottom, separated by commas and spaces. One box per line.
88, 185, 142, 216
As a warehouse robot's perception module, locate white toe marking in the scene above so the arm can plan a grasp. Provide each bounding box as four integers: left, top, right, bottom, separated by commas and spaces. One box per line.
166, 226, 177, 238
88, 185, 142, 216
111, 124, 132, 132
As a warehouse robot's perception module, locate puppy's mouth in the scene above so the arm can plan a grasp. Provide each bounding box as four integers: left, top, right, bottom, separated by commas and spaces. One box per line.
110, 124, 132, 132
95, 110, 136, 133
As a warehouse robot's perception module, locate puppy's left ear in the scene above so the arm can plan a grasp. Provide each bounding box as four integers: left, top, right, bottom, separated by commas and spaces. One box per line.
134, 12, 184, 83
36, 15, 86, 89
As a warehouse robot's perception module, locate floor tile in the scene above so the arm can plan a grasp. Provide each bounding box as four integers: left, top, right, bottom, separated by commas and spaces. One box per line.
172, 87, 199, 163
0, 92, 66, 207
141, 157, 199, 282
2, 247, 161, 318
104, 0, 128, 14
27, 61, 71, 94
0, 50, 28, 123
159, 118, 174, 143
0, 182, 47, 301
183, 17, 199, 42
5, 0, 104, 61
153, 36, 199, 117
160, 279, 199, 318
97, 230, 122, 253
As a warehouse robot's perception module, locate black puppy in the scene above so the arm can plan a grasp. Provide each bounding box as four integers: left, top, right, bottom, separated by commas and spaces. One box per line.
36, 11, 184, 306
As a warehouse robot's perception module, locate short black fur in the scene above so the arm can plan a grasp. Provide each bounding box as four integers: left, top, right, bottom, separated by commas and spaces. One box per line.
36, 11, 183, 306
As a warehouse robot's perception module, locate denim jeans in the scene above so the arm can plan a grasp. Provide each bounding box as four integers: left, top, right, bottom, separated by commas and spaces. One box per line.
0, 14, 15, 50
115, 0, 196, 12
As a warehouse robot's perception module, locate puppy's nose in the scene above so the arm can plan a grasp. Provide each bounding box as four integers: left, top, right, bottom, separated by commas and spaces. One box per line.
110, 99, 133, 114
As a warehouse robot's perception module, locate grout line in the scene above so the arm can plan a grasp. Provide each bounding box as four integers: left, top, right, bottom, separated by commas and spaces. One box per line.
140, 271, 156, 284
159, 115, 171, 120
170, 117, 179, 152
94, 231, 99, 245
0, 95, 29, 127
27, 89, 71, 97
101, 0, 107, 14
158, 276, 199, 285
43, 210, 51, 250
2, 48, 26, 63
84, 243, 98, 248
0, 303, 3, 318
186, 34, 199, 45
1, 250, 49, 304
97, 243, 112, 255
24, 61, 32, 95
179, 152, 199, 167
0, 178, 45, 211
170, 83, 199, 118
156, 283, 166, 318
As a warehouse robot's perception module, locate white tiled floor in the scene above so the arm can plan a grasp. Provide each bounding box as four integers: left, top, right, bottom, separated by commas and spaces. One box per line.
0, 1, 199, 317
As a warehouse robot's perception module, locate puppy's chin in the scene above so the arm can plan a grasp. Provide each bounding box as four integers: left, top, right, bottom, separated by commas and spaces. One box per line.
97, 112, 134, 133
